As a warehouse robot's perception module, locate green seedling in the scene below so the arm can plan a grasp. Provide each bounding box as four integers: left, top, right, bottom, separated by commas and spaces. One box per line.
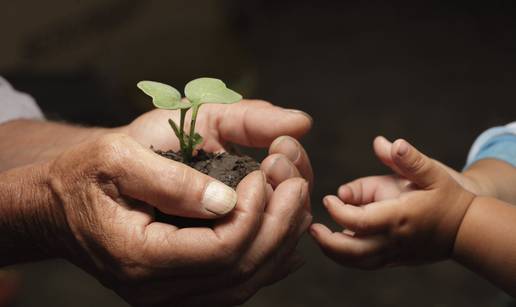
137, 78, 242, 162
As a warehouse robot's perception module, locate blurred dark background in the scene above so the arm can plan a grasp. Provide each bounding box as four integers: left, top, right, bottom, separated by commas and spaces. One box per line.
3, 0, 516, 306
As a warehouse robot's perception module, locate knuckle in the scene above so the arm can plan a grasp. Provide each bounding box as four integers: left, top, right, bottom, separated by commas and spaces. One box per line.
93, 133, 131, 163
212, 241, 240, 269
406, 154, 426, 174
90, 133, 137, 179
232, 261, 257, 283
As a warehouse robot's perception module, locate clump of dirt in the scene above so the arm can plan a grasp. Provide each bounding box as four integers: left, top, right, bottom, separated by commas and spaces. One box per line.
153, 149, 260, 227
155, 149, 260, 189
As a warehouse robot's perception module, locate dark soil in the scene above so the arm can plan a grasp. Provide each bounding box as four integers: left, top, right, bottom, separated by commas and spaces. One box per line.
155, 149, 260, 189
153, 149, 260, 227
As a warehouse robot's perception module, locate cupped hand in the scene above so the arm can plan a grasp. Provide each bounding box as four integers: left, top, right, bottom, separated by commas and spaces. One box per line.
46, 131, 312, 306
311, 137, 475, 269
124, 99, 314, 188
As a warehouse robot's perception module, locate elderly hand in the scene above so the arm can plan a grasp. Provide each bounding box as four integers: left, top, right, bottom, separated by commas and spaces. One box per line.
124, 99, 313, 188
0, 100, 313, 306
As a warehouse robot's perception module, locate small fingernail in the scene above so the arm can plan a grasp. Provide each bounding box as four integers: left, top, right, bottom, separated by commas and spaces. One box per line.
285, 109, 313, 124
397, 141, 409, 156
343, 229, 356, 236
309, 224, 319, 236
202, 181, 238, 215
271, 136, 300, 162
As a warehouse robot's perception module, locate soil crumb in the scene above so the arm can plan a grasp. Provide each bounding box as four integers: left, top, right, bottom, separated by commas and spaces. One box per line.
155, 149, 260, 189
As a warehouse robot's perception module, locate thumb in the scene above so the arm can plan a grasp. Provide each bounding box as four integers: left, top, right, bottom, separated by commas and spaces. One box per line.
373, 136, 398, 171
390, 139, 449, 189
111, 137, 238, 219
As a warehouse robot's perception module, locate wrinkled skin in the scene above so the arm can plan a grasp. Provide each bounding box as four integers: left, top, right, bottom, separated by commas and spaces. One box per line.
44, 100, 314, 306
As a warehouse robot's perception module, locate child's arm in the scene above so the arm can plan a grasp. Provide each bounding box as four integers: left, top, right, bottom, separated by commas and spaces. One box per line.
462, 122, 516, 204
463, 159, 516, 204
311, 137, 516, 296
453, 195, 516, 295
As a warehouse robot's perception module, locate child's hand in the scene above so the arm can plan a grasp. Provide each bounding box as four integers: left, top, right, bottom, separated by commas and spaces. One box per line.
310, 137, 476, 269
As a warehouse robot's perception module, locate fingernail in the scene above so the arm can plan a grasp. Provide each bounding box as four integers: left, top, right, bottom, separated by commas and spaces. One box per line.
309, 225, 318, 237
397, 141, 409, 156
202, 181, 238, 215
271, 136, 300, 162
286, 109, 313, 124
343, 229, 356, 236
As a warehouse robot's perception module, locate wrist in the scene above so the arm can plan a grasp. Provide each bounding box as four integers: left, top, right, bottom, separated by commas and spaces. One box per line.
0, 120, 114, 171
462, 167, 497, 198
0, 162, 74, 265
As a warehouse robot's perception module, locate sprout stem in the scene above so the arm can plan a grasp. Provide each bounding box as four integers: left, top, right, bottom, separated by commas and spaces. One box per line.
179, 109, 188, 160
185, 103, 200, 161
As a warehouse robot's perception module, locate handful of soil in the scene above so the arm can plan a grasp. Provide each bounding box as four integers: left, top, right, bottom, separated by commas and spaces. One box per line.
155, 149, 260, 189
154, 149, 260, 227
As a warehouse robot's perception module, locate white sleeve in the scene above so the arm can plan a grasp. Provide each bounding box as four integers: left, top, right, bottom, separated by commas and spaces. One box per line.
0, 76, 44, 124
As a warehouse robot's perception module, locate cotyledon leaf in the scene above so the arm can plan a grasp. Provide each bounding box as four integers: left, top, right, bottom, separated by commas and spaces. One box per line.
184, 78, 242, 105
137, 81, 191, 109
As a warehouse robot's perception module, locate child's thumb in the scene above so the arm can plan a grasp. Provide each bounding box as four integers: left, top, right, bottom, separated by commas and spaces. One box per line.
391, 139, 448, 189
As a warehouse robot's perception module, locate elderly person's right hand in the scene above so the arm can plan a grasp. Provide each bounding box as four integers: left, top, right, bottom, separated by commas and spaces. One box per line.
1, 132, 310, 306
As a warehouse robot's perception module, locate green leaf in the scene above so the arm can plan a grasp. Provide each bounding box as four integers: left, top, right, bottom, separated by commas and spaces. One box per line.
191, 132, 203, 148
137, 81, 191, 110
184, 78, 242, 105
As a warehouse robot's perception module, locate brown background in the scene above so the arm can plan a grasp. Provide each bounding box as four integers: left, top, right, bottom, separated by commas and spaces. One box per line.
2, 1, 516, 306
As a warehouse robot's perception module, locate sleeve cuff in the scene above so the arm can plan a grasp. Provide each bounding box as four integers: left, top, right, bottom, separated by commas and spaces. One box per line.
465, 122, 516, 169
0, 76, 44, 124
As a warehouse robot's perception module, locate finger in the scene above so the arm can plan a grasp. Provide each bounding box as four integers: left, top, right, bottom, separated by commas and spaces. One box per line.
236, 177, 310, 279
337, 177, 378, 205
111, 138, 237, 219
269, 135, 314, 189
338, 175, 407, 205
261, 153, 301, 189
391, 139, 449, 189
207, 100, 312, 148
373, 136, 398, 171
323, 195, 394, 234
310, 223, 389, 269
160, 180, 310, 298
142, 171, 266, 273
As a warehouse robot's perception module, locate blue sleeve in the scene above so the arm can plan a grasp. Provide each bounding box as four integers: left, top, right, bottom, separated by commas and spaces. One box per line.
469, 134, 516, 167
465, 122, 516, 169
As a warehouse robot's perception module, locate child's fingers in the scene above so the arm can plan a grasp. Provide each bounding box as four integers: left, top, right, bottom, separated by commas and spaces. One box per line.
373, 136, 401, 173
338, 179, 367, 204
310, 224, 389, 269
338, 177, 381, 205
391, 139, 449, 189
323, 195, 394, 234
